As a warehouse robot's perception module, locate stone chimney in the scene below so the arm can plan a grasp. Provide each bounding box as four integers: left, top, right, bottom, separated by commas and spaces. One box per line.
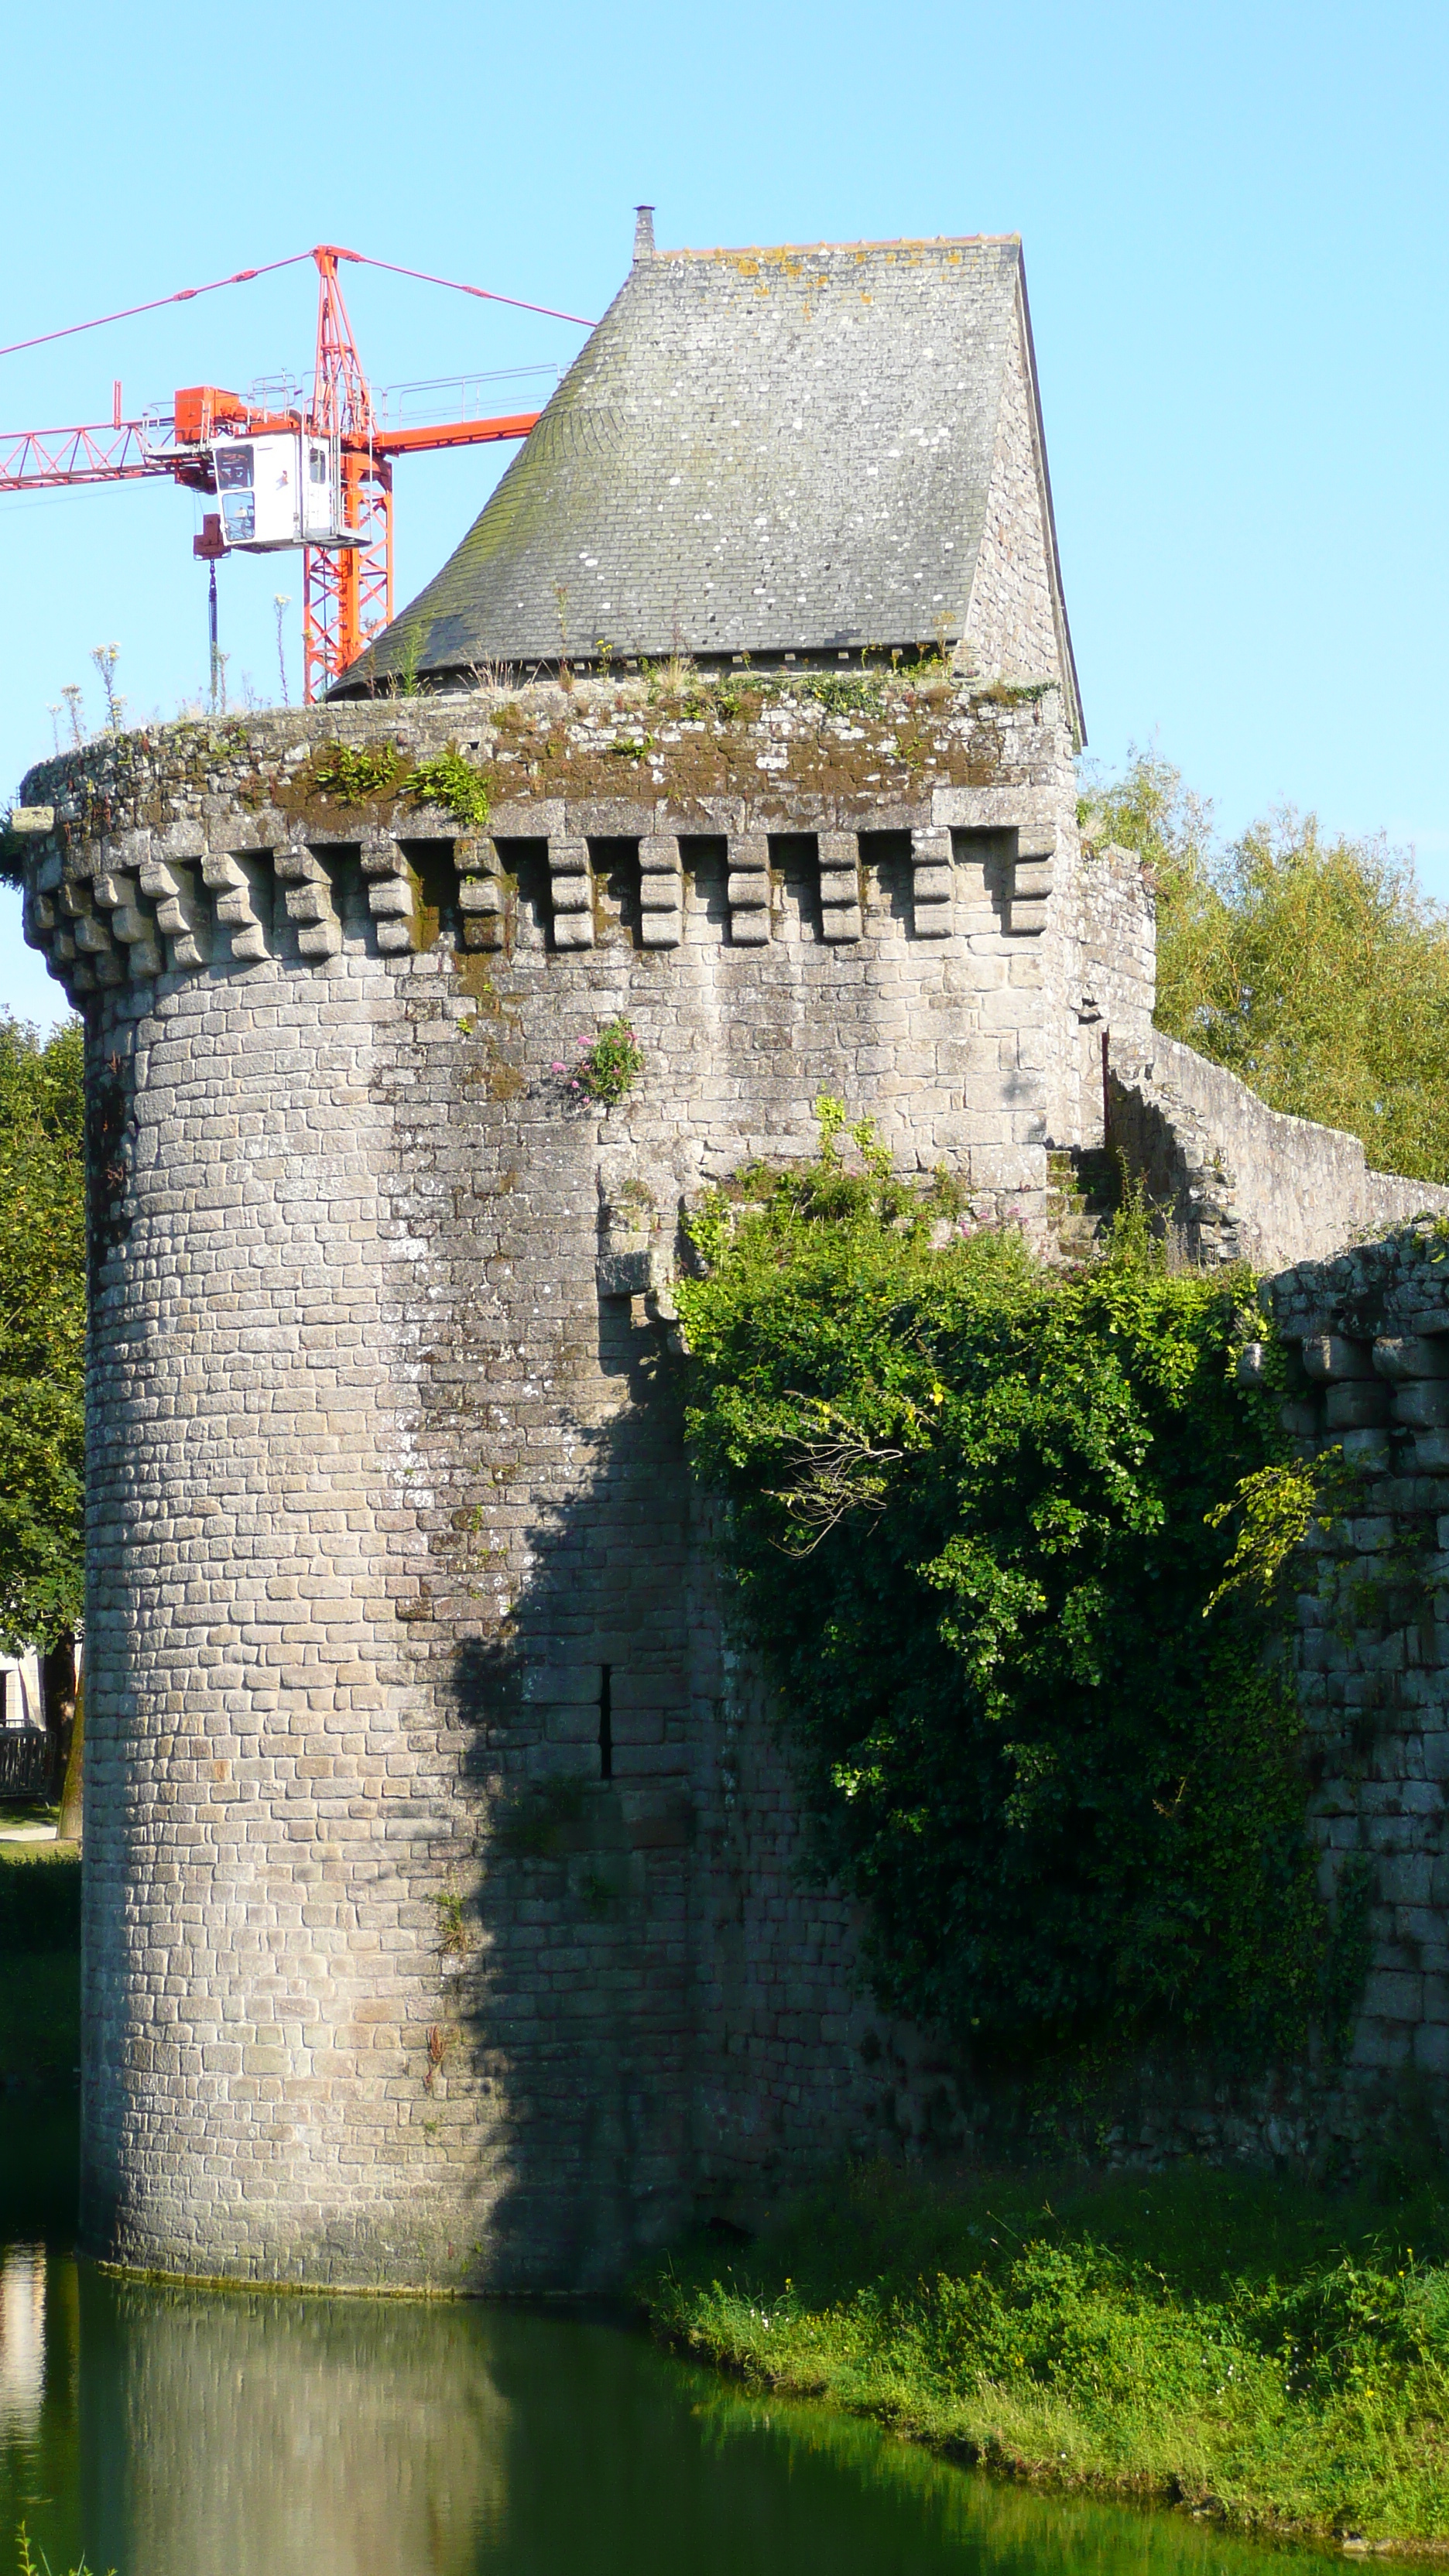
633, 205, 656, 262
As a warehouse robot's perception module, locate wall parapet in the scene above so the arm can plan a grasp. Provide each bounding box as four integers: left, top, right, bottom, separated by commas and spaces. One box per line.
1110, 1030, 1449, 1272
16, 678, 1075, 1011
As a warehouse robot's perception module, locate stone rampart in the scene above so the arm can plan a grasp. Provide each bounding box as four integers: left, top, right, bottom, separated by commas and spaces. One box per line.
1068, 841, 1156, 1151
1109, 1031, 1449, 1271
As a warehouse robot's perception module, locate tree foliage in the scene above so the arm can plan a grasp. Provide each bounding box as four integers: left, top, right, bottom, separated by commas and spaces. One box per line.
0, 1014, 85, 1650
679, 1132, 1338, 2063
1087, 750, 1449, 1184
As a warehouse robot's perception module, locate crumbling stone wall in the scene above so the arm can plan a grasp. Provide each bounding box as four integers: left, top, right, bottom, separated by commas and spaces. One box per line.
1109, 1032, 1449, 1271
1067, 841, 1156, 1153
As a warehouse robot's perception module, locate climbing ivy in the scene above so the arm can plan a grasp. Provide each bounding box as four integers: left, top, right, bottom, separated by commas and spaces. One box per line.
677, 1127, 1347, 2065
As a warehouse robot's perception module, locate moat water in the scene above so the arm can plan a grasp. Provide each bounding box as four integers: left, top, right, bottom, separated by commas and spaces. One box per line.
2, 2105, 1324, 2576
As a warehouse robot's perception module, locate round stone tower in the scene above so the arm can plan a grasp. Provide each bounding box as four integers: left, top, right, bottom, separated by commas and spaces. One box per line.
15, 670, 1096, 2288
12, 227, 1118, 2287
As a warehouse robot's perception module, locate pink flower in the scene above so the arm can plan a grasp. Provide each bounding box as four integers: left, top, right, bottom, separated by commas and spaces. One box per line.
550, 1061, 565, 1072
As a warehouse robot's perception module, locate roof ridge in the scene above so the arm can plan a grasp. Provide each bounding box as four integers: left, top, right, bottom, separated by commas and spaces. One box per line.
657, 234, 1022, 260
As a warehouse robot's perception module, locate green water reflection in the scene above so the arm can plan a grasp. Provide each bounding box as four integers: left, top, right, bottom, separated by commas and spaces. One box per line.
1, 2141, 1336, 2576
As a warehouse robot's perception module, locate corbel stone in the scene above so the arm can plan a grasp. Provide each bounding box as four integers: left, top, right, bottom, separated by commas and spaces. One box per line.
203, 851, 273, 963
818, 829, 862, 941
72, 911, 121, 970
91, 868, 162, 980
1008, 828, 1056, 937
1300, 1334, 1375, 1382
276, 843, 343, 962
359, 830, 415, 955
457, 834, 507, 953
19, 891, 64, 993
139, 857, 211, 971
639, 831, 683, 949
726, 831, 771, 945
22, 884, 57, 941
1373, 1337, 1449, 1381
910, 825, 954, 937
548, 835, 594, 951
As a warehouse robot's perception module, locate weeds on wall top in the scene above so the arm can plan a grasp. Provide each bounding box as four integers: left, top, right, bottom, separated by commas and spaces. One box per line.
306, 738, 491, 831
676, 1112, 1358, 2070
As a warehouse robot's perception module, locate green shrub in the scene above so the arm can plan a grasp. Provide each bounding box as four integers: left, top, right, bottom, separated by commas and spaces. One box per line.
408, 745, 491, 830
0, 1015, 84, 1651
0, 1849, 80, 1953
677, 1120, 1335, 2061
308, 739, 402, 801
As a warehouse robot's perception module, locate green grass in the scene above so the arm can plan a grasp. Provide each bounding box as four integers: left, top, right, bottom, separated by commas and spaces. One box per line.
639, 2160, 1449, 2545
0, 1844, 79, 2084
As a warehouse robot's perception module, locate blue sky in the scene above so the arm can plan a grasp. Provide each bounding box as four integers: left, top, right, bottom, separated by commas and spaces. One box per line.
2, 0, 1444, 1028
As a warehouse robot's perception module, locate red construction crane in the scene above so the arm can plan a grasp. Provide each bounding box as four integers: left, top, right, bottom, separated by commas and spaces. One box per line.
0, 245, 593, 702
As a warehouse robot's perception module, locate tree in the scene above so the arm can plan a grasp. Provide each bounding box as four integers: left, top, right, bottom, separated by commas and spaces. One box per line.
1086, 751, 1449, 1185
0, 1012, 85, 1784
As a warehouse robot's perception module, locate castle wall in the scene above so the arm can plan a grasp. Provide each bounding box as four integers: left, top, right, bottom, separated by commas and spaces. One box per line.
1109, 1029, 1449, 1270
1263, 1232, 1449, 2119
1065, 840, 1156, 1153
962, 287, 1065, 692
20, 677, 1081, 2289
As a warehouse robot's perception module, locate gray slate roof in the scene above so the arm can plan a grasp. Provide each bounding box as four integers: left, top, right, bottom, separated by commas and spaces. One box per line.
346, 234, 1077, 711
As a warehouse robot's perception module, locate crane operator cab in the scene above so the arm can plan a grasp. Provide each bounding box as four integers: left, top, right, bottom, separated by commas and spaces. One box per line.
211, 433, 361, 550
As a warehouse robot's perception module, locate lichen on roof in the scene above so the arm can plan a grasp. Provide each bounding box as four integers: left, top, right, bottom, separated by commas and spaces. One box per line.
343, 231, 1078, 733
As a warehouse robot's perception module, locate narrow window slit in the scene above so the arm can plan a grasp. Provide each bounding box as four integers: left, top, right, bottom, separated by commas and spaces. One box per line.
598, 1665, 613, 1781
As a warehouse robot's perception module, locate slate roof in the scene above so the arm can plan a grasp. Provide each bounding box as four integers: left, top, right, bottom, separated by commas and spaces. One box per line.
344, 233, 1079, 722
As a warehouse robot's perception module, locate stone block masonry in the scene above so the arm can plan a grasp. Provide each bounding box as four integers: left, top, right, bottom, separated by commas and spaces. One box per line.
20, 672, 1090, 2290
1257, 1231, 1449, 2138
24, 670, 1449, 2272
1109, 1033, 1449, 1272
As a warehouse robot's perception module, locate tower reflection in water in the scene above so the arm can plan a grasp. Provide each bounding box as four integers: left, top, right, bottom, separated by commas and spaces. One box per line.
0, 2249, 46, 2441
78, 2273, 509, 2576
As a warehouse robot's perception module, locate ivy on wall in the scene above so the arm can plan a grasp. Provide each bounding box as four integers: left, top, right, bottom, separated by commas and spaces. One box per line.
677, 1122, 1349, 2066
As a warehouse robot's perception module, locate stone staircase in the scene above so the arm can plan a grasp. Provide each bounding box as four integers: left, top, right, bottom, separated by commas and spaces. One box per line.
1046, 1146, 1120, 1266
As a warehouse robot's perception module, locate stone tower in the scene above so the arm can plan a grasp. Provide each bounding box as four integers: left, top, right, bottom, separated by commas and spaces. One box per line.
17, 232, 1140, 2290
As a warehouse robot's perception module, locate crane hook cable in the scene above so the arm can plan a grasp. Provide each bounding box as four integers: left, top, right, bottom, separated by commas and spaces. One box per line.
0, 251, 596, 365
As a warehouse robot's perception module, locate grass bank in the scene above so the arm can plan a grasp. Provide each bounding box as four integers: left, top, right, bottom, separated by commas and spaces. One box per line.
639, 2161, 1449, 2547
